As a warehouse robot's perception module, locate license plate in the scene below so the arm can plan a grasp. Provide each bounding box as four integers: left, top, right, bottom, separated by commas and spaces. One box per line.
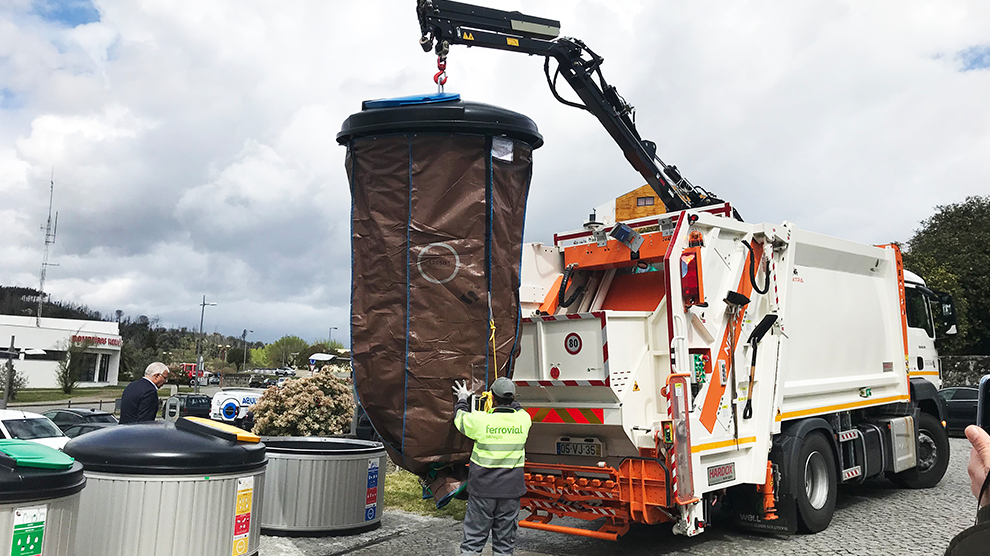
556, 440, 602, 457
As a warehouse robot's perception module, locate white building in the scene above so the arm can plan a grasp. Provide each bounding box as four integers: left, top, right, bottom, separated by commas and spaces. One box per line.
0, 315, 121, 389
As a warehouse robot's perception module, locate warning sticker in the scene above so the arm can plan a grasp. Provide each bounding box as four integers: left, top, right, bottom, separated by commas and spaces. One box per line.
231, 477, 253, 556
365, 458, 380, 521
10, 506, 46, 556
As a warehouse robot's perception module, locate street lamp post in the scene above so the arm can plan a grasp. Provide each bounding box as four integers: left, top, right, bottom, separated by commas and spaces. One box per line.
196, 295, 217, 394
329, 326, 338, 350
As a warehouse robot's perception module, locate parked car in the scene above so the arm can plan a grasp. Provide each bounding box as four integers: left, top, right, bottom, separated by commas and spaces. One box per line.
62, 422, 116, 438
0, 410, 69, 450
276, 367, 295, 377
161, 394, 212, 419
939, 386, 978, 435
208, 375, 221, 385
43, 408, 118, 433
210, 388, 264, 430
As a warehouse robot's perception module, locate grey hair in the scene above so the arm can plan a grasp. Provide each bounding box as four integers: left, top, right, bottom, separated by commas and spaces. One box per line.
144, 362, 169, 378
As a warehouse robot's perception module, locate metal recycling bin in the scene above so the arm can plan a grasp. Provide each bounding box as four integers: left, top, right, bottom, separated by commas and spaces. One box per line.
0, 440, 85, 556
260, 437, 386, 535
64, 417, 267, 556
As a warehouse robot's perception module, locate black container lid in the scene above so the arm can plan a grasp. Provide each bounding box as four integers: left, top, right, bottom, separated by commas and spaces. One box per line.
261, 436, 384, 456
64, 419, 266, 475
0, 440, 86, 503
337, 92, 543, 148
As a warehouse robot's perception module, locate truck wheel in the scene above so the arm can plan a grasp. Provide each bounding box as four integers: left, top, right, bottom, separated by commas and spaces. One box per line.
891, 412, 949, 489
794, 432, 836, 533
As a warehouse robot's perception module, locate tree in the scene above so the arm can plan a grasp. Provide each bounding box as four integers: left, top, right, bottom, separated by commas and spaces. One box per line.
55, 338, 95, 394
903, 196, 990, 355
227, 347, 249, 371
0, 363, 28, 401
264, 336, 309, 368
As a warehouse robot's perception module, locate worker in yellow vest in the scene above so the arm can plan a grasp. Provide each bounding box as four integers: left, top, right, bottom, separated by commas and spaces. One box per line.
453, 377, 532, 556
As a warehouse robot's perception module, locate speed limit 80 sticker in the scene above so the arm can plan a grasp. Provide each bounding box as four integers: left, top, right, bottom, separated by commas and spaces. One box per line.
564, 333, 582, 355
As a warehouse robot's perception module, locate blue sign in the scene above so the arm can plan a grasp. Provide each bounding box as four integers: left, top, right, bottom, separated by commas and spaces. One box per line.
365, 507, 376, 521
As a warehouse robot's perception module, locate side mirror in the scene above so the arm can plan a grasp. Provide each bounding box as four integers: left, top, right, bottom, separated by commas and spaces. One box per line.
934, 291, 958, 338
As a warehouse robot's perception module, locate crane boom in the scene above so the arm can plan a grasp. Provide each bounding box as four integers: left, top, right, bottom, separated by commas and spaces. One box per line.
416, 0, 725, 212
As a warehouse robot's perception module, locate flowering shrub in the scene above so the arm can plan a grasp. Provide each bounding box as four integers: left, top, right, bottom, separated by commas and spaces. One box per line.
250, 371, 355, 436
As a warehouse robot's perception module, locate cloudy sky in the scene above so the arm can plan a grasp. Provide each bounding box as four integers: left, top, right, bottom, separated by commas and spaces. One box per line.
1, 0, 988, 345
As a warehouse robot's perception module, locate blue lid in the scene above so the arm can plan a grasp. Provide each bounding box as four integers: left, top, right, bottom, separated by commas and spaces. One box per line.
363, 92, 461, 109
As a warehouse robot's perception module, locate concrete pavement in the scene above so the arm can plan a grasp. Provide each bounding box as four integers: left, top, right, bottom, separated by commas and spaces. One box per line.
261, 437, 976, 556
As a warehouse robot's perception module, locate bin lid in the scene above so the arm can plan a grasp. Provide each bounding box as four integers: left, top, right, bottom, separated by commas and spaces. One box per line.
261, 436, 385, 456
0, 439, 74, 469
64, 418, 266, 475
337, 94, 543, 148
0, 440, 86, 503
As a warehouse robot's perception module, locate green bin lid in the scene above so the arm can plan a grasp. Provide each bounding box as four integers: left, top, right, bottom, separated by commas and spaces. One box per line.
0, 440, 85, 503
0, 439, 74, 470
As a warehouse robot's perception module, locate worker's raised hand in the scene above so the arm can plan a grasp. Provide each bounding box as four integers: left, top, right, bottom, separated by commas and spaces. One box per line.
965, 425, 990, 506
453, 380, 474, 401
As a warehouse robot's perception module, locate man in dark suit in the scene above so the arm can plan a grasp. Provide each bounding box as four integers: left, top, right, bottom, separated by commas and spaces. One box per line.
119, 362, 169, 424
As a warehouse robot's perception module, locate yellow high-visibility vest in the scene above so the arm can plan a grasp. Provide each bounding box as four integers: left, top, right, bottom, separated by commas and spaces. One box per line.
455, 408, 531, 468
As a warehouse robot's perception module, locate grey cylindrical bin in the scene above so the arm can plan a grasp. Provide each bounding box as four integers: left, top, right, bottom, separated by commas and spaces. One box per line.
260, 437, 386, 535
64, 418, 267, 556
0, 440, 86, 556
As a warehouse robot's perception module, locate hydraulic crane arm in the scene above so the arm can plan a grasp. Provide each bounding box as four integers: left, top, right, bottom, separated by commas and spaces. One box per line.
416, 0, 725, 212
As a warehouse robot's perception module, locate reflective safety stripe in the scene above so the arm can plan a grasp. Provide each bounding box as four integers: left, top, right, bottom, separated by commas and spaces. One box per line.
474, 442, 527, 452
471, 453, 525, 468
454, 408, 532, 470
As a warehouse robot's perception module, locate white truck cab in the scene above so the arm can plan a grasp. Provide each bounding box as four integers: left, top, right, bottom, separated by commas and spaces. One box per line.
904, 270, 957, 389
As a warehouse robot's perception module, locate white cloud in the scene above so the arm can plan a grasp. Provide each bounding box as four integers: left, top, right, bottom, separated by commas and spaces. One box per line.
0, 0, 988, 343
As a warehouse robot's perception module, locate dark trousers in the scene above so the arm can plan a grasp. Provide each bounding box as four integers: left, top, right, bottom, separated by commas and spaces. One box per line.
460, 495, 521, 556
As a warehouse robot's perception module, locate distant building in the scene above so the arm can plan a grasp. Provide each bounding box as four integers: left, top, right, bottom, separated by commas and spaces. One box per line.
591, 184, 665, 226
0, 315, 121, 389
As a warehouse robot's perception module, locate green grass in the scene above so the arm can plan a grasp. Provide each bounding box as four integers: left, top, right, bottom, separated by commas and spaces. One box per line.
12, 386, 125, 403
11, 384, 197, 404
384, 469, 467, 521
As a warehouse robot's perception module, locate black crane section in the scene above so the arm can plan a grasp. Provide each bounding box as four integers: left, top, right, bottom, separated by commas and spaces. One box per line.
416, 0, 725, 212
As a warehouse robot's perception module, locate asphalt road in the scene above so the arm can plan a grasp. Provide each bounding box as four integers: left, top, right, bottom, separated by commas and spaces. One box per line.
262, 436, 975, 556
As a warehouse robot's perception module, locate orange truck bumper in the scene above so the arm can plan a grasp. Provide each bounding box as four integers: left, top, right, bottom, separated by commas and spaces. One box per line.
520, 457, 672, 541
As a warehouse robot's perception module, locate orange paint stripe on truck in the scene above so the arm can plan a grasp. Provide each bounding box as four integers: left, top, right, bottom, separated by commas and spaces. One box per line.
775, 395, 911, 421
699, 242, 764, 433
691, 436, 757, 454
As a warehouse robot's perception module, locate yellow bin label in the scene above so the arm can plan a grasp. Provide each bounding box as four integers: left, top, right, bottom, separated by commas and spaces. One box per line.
231, 477, 253, 556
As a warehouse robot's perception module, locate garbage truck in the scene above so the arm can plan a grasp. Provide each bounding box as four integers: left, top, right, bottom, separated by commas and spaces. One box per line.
393, 0, 960, 538
511, 205, 957, 538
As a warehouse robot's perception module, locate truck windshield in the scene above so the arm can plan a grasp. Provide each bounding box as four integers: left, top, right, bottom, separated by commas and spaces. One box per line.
905, 287, 934, 338
3, 418, 64, 440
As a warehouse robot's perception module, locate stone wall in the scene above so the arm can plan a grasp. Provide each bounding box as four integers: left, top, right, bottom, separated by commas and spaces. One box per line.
941, 356, 990, 387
